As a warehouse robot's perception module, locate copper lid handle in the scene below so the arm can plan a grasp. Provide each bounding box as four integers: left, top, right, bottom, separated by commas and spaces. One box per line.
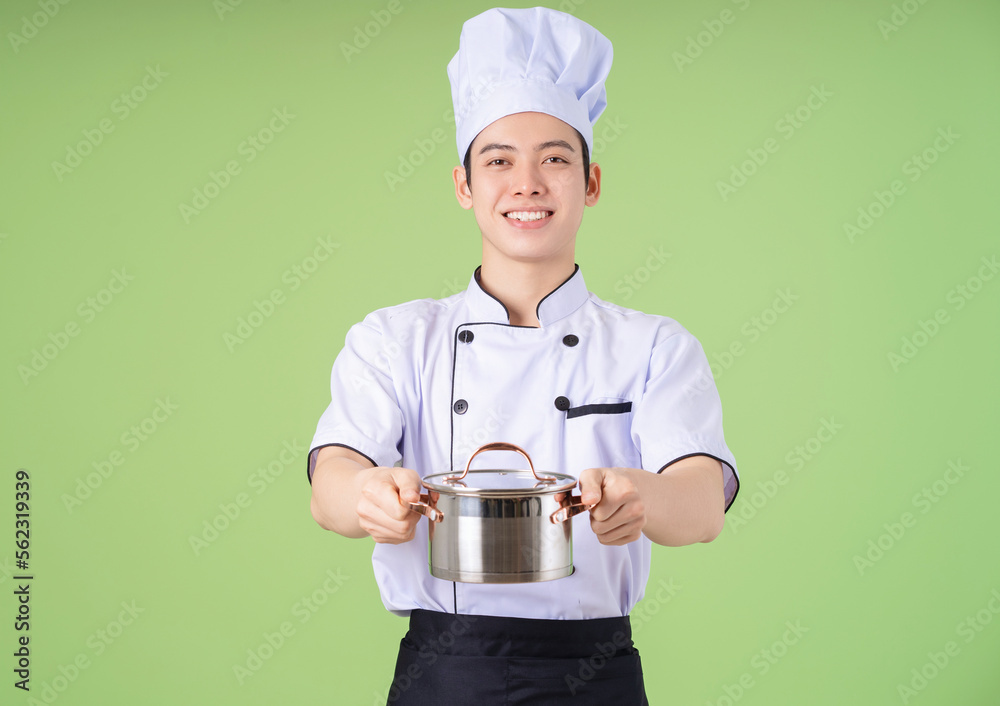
450, 442, 557, 483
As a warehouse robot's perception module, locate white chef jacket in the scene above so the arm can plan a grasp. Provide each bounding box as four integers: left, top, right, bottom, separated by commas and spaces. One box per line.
307, 265, 739, 620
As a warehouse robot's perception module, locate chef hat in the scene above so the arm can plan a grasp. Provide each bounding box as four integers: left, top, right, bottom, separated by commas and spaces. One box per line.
447, 7, 613, 163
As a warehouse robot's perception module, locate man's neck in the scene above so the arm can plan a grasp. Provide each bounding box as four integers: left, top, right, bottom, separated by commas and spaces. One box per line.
477, 255, 576, 327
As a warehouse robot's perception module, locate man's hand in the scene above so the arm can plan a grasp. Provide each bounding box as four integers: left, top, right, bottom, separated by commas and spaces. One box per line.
576, 458, 725, 546
578, 468, 647, 545
356, 467, 424, 544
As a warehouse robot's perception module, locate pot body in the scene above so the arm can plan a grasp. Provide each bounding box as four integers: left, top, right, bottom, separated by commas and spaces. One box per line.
427, 490, 575, 583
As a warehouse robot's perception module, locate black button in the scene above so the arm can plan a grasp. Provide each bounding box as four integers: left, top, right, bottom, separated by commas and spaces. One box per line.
453, 399, 468, 414
458, 330, 474, 343
562, 334, 579, 347
554, 396, 570, 411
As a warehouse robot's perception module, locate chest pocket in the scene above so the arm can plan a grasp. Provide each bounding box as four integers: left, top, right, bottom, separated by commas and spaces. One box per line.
563, 397, 639, 471
566, 401, 632, 419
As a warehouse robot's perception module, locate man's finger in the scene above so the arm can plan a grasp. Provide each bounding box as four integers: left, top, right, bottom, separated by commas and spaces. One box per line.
392, 467, 423, 505
363, 478, 412, 522
589, 473, 632, 522
359, 502, 421, 544
593, 517, 645, 546
590, 497, 643, 530
372, 517, 420, 544
578, 467, 605, 506
596, 471, 642, 519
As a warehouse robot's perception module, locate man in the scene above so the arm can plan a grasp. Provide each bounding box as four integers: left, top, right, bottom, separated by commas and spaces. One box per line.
307, 7, 739, 704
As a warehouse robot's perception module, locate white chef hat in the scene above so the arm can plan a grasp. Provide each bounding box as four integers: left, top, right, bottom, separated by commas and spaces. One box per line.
447, 7, 613, 163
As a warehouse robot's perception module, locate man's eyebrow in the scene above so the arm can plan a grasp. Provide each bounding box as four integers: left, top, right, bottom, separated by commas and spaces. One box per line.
535, 139, 575, 152
478, 142, 517, 155
477, 139, 577, 155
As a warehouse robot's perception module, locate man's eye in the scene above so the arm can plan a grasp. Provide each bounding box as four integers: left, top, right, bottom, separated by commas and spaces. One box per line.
544, 156, 567, 163
487, 158, 508, 166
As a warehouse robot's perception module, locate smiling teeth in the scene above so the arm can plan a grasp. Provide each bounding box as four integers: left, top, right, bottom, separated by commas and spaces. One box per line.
505, 211, 551, 221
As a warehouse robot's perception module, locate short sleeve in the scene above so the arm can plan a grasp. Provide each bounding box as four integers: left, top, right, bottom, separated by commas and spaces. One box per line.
306, 316, 404, 483
630, 326, 740, 512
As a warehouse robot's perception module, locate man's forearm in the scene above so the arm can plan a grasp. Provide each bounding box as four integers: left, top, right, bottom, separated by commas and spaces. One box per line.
624, 456, 726, 546
310, 455, 376, 538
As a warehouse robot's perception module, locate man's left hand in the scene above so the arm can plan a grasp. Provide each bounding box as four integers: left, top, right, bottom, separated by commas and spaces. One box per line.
578, 468, 647, 545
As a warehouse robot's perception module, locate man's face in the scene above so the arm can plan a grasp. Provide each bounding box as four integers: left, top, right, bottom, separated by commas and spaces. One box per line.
453, 111, 600, 268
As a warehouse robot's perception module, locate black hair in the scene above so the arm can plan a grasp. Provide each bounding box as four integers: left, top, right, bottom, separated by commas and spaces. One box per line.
463, 128, 591, 193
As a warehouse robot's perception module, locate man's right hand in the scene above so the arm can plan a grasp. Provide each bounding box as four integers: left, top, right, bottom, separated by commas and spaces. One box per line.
310, 445, 423, 541
356, 466, 424, 544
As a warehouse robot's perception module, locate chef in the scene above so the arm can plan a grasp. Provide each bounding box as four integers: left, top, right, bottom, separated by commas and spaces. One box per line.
307, 7, 740, 704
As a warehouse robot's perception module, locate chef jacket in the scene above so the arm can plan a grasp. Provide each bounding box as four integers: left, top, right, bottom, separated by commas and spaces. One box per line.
307, 265, 739, 620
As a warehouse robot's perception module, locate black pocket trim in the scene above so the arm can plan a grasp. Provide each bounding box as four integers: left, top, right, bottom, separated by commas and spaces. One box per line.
566, 402, 633, 419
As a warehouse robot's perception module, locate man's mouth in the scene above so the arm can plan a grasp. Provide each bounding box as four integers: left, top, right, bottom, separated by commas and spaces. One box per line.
503, 211, 553, 222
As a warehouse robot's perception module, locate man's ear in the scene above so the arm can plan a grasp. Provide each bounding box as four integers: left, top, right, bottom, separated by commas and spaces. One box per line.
585, 163, 601, 207
453, 165, 473, 209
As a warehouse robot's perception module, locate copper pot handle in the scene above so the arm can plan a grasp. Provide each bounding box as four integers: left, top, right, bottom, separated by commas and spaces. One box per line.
550, 495, 594, 524
407, 493, 443, 523
451, 442, 557, 483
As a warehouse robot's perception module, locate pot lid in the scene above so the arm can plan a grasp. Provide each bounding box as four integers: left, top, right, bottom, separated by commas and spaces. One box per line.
422, 468, 577, 495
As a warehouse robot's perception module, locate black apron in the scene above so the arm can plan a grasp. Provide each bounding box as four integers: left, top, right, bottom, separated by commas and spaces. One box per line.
385, 609, 649, 705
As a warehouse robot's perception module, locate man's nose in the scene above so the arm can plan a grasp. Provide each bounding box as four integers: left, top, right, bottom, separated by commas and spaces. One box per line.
511, 163, 544, 195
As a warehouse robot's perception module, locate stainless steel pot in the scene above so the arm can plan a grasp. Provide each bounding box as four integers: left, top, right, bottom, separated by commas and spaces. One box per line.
408, 442, 590, 583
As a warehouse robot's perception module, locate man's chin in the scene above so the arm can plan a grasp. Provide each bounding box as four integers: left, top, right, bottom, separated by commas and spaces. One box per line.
480, 243, 576, 268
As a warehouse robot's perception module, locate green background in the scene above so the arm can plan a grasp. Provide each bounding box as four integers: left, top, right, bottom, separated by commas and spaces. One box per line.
3, 0, 998, 703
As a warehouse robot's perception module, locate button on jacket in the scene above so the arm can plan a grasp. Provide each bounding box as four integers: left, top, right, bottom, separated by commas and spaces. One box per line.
307, 265, 739, 620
